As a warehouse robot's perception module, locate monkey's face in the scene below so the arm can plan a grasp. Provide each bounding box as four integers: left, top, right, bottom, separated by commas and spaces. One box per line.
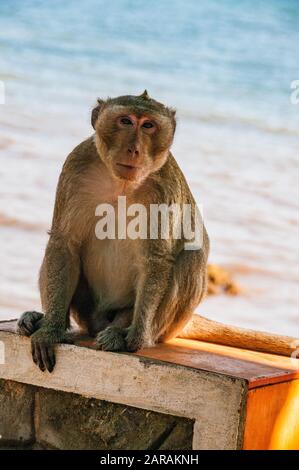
92, 94, 176, 184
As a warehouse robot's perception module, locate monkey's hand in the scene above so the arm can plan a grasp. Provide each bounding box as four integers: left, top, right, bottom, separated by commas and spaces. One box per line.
31, 327, 66, 373
125, 325, 152, 352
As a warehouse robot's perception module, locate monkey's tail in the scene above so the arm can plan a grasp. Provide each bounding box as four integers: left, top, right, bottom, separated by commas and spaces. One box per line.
179, 314, 297, 357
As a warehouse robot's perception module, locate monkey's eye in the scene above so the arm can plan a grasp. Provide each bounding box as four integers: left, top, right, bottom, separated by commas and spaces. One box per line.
120, 117, 133, 126
142, 121, 154, 129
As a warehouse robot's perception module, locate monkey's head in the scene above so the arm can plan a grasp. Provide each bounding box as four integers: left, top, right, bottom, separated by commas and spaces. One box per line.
92, 91, 176, 183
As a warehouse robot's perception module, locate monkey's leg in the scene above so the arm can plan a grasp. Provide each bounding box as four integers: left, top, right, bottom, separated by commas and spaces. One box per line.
69, 272, 109, 336
110, 308, 133, 328
154, 249, 207, 342
30, 235, 80, 372
71, 278, 132, 344
97, 240, 175, 352
96, 248, 206, 353
17, 311, 44, 336
124, 248, 204, 352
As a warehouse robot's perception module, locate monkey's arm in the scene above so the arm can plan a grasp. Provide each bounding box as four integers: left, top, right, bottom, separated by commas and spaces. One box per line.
30, 234, 80, 372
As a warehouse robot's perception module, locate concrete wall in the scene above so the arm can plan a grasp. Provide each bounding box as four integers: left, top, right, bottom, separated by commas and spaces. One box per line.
0, 379, 193, 450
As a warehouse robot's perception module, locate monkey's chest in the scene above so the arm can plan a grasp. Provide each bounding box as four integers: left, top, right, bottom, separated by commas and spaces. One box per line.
82, 236, 139, 311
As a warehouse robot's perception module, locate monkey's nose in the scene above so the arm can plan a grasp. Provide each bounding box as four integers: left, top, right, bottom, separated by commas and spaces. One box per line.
127, 145, 139, 157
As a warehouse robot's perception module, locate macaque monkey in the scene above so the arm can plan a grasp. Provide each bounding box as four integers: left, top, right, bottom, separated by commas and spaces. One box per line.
17, 91, 296, 372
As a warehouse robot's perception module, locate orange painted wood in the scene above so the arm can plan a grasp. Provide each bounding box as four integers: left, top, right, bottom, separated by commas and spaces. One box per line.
243, 379, 299, 449
136, 338, 299, 388
1, 320, 299, 389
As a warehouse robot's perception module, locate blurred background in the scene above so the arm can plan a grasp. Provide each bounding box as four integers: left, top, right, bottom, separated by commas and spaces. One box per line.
0, 0, 298, 335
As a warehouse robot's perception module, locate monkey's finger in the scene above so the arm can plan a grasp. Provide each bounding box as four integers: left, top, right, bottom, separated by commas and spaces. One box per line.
42, 345, 56, 373
24, 319, 36, 335
31, 341, 38, 364
19, 322, 32, 336
31, 343, 38, 365
47, 346, 56, 372
37, 344, 46, 372
31, 342, 45, 372
17, 317, 34, 336
39, 345, 50, 372
95, 340, 103, 350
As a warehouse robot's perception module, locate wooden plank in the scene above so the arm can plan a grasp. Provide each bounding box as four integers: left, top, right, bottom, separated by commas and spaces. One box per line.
243, 380, 299, 450
136, 339, 299, 389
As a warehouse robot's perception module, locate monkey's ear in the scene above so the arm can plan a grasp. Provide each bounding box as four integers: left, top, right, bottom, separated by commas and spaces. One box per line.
91, 99, 105, 129
140, 90, 150, 100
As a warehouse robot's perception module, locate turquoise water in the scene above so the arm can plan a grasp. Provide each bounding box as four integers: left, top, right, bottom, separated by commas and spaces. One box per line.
0, 0, 298, 335
1, 0, 299, 128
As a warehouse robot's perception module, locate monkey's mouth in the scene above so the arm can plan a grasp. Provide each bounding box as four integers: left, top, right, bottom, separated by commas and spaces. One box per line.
116, 162, 141, 180
116, 163, 139, 170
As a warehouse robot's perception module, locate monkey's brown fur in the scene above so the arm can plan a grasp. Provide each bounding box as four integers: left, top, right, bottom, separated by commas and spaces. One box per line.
17, 92, 296, 372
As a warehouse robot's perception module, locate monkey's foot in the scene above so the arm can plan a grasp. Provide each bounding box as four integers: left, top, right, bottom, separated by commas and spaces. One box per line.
16, 311, 44, 337
96, 326, 127, 352
125, 325, 149, 352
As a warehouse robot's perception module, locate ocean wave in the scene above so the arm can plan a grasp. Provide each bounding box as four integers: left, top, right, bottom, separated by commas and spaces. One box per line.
180, 109, 299, 138
0, 212, 47, 232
